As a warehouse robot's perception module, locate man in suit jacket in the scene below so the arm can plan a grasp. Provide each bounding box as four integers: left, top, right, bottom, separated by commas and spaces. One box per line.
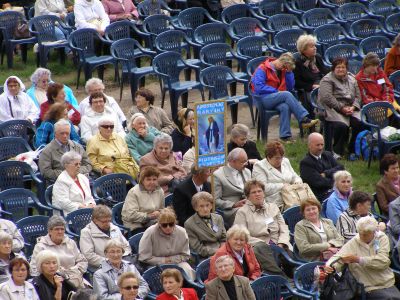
206, 255, 256, 300
173, 166, 211, 226
213, 148, 251, 227
300, 132, 344, 202
38, 119, 92, 183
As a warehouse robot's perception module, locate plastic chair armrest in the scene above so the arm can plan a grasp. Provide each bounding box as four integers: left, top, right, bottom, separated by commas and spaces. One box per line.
0, 210, 12, 218
65, 225, 80, 239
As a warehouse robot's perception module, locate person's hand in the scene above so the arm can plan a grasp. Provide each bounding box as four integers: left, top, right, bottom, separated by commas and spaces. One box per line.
54, 274, 63, 288
124, 13, 133, 19
183, 125, 192, 137
233, 199, 247, 208
60, 13, 66, 20
88, 203, 96, 208
324, 265, 334, 274
341, 255, 359, 264
327, 247, 338, 253
164, 257, 172, 263
148, 211, 160, 219
278, 243, 286, 249
248, 159, 259, 165
103, 167, 113, 175
137, 128, 147, 137
378, 222, 386, 231
97, 29, 105, 36
320, 173, 326, 178
312, 84, 320, 89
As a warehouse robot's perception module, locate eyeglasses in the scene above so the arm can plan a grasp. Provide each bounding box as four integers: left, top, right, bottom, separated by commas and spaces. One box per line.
160, 222, 175, 228
100, 125, 114, 129
69, 162, 81, 167
122, 285, 139, 290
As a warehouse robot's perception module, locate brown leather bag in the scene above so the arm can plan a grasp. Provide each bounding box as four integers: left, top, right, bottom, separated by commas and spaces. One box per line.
13, 19, 30, 39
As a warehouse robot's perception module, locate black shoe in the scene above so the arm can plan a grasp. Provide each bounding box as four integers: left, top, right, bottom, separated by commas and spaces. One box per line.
301, 117, 319, 129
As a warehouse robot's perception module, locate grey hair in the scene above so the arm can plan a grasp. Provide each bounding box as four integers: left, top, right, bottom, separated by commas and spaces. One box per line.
128, 113, 147, 131
231, 124, 249, 140
356, 216, 378, 233
278, 52, 295, 70
0, 231, 12, 243
191, 191, 214, 209
226, 224, 250, 243
153, 133, 173, 149
334, 170, 352, 185
85, 78, 104, 94
71, 289, 101, 300
104, 239, 125, 254
97, 115, 115, 127
191, 165, 210, 176
60, 151, 82, 167
296, 34, 317, 53
215, 255, 235, 268
227, 148, 246, 162
30, 68, 51, 85
36, 250, 59, 274
47, 215, 67, 231
54, 119, 71, 133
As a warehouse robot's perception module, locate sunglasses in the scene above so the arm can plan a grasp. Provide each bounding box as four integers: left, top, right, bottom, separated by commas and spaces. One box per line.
122, 285, 139, 290
100, 125, 114, 129
160, 222, 175, 228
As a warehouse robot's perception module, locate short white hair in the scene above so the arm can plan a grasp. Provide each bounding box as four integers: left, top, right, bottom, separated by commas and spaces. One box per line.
54, 119, 71, 133
356, 216, 378, 233
226, 224, 250, 242
215, 255, 235, 268
30, 68, 51, 85
231, 124, 249, 139
60, 151, 82, 167
296, 34, 317, 53
153, 133, 173, 149
85, 78, 104, 94
0, 231, 12, 243
334, 170, 352, 184
104, 239, 125, 254
36, 250, 59, 274
98, 115, 115, 127
128, 113, 147, 131
227, 148, 246, 162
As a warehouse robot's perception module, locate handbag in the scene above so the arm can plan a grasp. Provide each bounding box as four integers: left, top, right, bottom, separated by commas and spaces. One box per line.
13, 18, 30, 39
281, 183, 316, 210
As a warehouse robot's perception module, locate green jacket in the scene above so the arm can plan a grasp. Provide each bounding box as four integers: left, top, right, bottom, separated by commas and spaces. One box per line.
125, 126, 161, 163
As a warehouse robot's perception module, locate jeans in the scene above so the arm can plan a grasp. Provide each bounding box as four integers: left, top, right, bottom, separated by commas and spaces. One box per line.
259, 91, 308, 138
55, 26, 70, 53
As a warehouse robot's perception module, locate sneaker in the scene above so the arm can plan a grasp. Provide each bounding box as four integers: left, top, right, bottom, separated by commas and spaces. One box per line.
280, 137, 295, 144
301, 117, 319, 129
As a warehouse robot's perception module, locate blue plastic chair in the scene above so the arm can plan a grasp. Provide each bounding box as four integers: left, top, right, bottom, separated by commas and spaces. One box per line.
361, 102, 400, 159
349, 18, 394, 42
164, 194, 173, 207
251, 275, 313, 300
282, 205, 303, 242
28, 15, 70, 67
269, 28, 305, 55
111, 202, 129, 233
27, 7, 35, 19
0, 137, 31, 161
65, 208, 93, 239
92, 173, 136, 204
321, 199, 328, 218
111, 38, 156, 102
247, 56, 268, 78
390, 70, 400, 98
337, 3, 372, 29
294, 262, 325, 300
44, 185, 64, 216
266, 13, 305, 34
68, 28, 116, 89
137, 0, 180, 19
314, 24, 357, 53
104, 20, 137, 43
192, 22, 230, 58
227, 17, 274, 43
359, 35, 392, 59
65, 12, 75, 30
152, 51, 205, 120
175, 7, 220, 39
301, 8, 343, 31
257, 0, 286, 18
268, 244, 305, 268
195, 258, 210, 287
285, 0, 318, 16
236, 36, 271, 72
385, 12, 400, 36
323, 44, 362, 68
200, 65, 254, 125
319, 0, 352, 10
0, 11, 37, 68
129, 232, 143, 254
368, 0, 399, 20
141, 14, 177, 48
0, 119, 36, 144
391, 246, 400, 270
221, 3, 263, 24
16, 215, 49, 258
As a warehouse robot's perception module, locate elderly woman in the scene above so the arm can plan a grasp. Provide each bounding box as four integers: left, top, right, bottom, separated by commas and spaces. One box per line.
125, 113, 161, 163
93, 240, 149, 300
0, 232, 19, 284
128, 88, 174, 134
118, 272, 143, 300
326, 216, 400, 299
319, 57, 364, 157
26, 68, 78, 110
227, 124, 261, 171
39, 82, 80, 125
35, 102, 81, 148
325, 170, 352, 225
87, 116, 139, 179
140, 133, 187, 192
171, 108, 194, 155
80, 205, 131, 270
0, 257, 40, 300
385, 33, 400, 76
206, 256, 256, 300
32, 250, 76, 300
53, 151, 96, 216
253, 140, 302, 211
138, 208, 195, 280
80, 92, 124, 143
376, 153, 400, 215
251, 52, 318, 142
102, 0, 139, 22
234, 179, 293, 278
207, 225, 261, 282
184, 192, 226, 259
74, 0, 110, 34
0, 76, 39, 123
294, 198, 343, 261
122, 166, 164, 232
157, 268, 199, 300
30, 216, 88, 288
0, 219, 24, 254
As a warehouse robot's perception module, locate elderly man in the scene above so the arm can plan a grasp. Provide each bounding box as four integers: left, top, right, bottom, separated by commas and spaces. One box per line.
38, 119, 92, 183
79, 78, 126, 128
206, 255, 256, 300
173, 166, 212, 226
300, 132, 344, 202
213, 148, 251, 227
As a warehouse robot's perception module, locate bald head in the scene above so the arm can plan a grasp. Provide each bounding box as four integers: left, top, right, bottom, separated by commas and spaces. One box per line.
227, 148, 248, 171
308, 132, 324, 156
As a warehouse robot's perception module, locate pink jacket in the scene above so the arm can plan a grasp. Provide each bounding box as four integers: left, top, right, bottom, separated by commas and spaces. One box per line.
102, 0, 139, 22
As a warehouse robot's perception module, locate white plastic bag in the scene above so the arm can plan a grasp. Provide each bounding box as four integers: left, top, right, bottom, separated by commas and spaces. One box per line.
14, 145, 45, 172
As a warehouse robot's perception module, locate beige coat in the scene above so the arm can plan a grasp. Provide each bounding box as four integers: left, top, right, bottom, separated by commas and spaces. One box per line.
79, 221, 131, 269
0, 279, 39, 300
252, 158, 302, 209
294, 218, 344, 261
318, 72, 361, 126
121, 184, 165, 230
234, 200, 292, 250
30, 234, 88, 288
327, 231, 395, 292
205, 275, 256, 300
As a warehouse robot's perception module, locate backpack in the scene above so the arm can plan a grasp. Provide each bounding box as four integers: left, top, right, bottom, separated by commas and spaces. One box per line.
354, 130, 378, 161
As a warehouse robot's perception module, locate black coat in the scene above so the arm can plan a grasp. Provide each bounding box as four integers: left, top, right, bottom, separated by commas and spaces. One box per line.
171, 129, 193, 155
227, 141, 261, 171
32, 274, 76, 300
294, 53, 329, 92
300, 151, 344, 201
173, 176, 212, 226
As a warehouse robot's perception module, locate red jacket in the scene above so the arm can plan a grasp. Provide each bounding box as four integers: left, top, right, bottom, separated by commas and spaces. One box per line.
355, 67, 395, 106
207, 242, 261, 282
40, 101, 81, 126
156, 288, 199, 300
384, 46, 400, 76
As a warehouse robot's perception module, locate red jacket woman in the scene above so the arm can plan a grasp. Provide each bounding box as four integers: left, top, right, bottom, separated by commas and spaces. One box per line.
156, 288, 198, 300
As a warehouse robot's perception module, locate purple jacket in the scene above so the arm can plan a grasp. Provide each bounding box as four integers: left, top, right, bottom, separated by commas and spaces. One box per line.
102, 0, 139, 22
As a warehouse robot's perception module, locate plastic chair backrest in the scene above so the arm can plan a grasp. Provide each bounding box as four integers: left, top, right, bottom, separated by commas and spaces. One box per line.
92, 173, 136, 203
348, 59, 363, 75
221, 4, 253, 24
30, 15, 62, 43
177, 7, 215, 33
65, 12, 75, 29
292, 0, 317, 11
302, 8, 335, 27
143, 266, 164, 294
274, 29, 304, 52
105, 20, 135, 41
129, 232, 143, 254
350, 18, 384, 39
195, 258, 210, 285
200, 66, 232, 99
0, 11, 27, 40
0, 188, 35, 222
111, 202, 125, 227
294, 262, 324, 295
361, 102, 392, 129
153, 51, 186, 84
258, 0, 285, 17
237, 36, 268, 59
247, 56, 268, 77
45, 185, 53, 205
142, 14, 173, 35
65, 208, 93, 236
359, 36, 392, 59
137, 0, 164, 17
16, 215, 49, 257
194, 23, 228, 46
390, 70, 400, 94
0, 119, 35, 141
337, 2, 370, 22
0, 137, 31, 161
386, 12, 400, 33
324, 44, 360, 64
155, 30, 190, 55
69, 28, 98, 58
200, 43, 232, 66
251, 275, 289, 300
164, 194, 173, 207
267, 14, 300, 31
0, 160, 33, 190
110, 38, 141, 69
282, 205, 303, 234
369, 0, 397, 17
229, 17, 262, 38
314, 24, 344, 46
321, 199, 328, 218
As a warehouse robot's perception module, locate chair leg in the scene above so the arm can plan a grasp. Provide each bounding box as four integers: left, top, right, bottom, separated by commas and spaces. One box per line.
184, 68, 191, 81
21, 44, 28, 64
230, 104, 238, 125
119, 73, 124, 102
230, 82, 237, 96
6, 44, 14, 69
182, 92, 188, 109
200, 88, 205, 102
248, 103, 255, 128
97, 65, 105, 81
161, 82, 166, 108
59, 48, 65, 65
130, 76, 139, 104
76, 65, 82, 89
170, 91, 179, 121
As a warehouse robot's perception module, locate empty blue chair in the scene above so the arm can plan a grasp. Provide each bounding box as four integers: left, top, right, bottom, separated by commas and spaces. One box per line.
236, 36, 271, 72
359, 36, 392, 59
111, 202, 129, 233
257, 0, 286, 18
129, 232, 143, 254
137, 0, 180, 19
200, 65, 254, 125
65, 208, 93, 239
294, 262, 325, 299
92, 173, 136, 203
266, 13, 305, 34
0, 119, 36, 143
228, 17, 274, 43
285, 0, 318, 16
349, 18, 394, 42
68, 28, 116, 89
301, 8, 343, 31
221, 3, 262, 24
368, 0, 399, 20
175, 7, 220, 39
104, 20, 137, 42
195, 258, 210, 287
319, 0, 352, 9
323, 44, 362, 68
337, 2, 372, 26
152, 51, 205, 120
141, 14, 176, 48
270, 28, 305, 55
193, 22, 230, 49
0, 137, 31, 161
16, 215, 49, 258
385, 12, 400, 36
314, 24, 357, 53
